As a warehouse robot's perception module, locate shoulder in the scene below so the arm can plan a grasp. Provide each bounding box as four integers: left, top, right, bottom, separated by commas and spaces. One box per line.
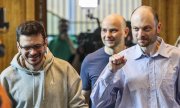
0, 66, 17, 86
85, 47, 106, 60
165, 44, 180, 57
166, 43, 179, 51
1, 66, 15, 79
90, 47, 106, 56
82, 47, 106, 65
51, 57, 80, 83
53, 57, 73, 69
52, 57, 79, 76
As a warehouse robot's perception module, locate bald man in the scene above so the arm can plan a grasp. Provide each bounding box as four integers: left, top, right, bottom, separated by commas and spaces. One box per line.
91, 6, 180, 108
80, 14, 129, 108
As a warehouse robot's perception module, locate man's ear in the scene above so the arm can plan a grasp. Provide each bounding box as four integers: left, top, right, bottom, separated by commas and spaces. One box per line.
17, 42, 21, 53
157, 22, 161, 34
124, 27, 129, 38
44, 38, 48, 47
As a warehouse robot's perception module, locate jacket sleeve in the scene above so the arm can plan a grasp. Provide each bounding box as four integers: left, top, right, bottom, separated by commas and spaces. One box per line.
67, 64, 88, 108
0, 66, 16, 107
90, 66, 124, 108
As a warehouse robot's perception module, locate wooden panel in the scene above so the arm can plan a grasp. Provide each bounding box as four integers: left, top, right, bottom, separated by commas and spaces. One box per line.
35, 0, 47, 31
142, 0, 180, 45
166, 0, 180, 44
26, 0, 35, 20
0, 0, 35, 72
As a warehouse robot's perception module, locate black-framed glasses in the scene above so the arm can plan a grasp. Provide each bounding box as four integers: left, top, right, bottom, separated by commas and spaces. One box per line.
19, 43, 45, 52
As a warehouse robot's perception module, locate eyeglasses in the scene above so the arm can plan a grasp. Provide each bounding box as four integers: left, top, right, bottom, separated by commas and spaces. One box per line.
19, 43, 45, 52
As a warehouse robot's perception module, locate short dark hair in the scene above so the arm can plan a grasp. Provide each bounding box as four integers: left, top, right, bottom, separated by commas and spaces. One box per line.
16, 21, 46, 42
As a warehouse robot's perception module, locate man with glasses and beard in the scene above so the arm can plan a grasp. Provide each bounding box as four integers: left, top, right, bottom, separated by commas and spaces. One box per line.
0, 21, 88, 108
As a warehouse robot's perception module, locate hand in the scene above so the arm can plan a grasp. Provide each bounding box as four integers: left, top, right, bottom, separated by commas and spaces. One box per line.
108, 54, 127, 73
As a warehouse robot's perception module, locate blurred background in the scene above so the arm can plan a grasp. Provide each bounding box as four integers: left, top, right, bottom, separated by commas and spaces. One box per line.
0, 0, 180, 72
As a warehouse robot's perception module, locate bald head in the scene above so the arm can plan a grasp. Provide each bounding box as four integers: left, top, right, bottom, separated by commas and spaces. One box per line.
101, 14, 129, 54
131, 6, 159, 25
130, 6, 161, 47
102, 14, 126, 29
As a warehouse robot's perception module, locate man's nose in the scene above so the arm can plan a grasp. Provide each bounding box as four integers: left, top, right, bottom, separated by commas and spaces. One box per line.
29, 48, 38, 55
137, 29, 145, 37
106, 31, 112, 37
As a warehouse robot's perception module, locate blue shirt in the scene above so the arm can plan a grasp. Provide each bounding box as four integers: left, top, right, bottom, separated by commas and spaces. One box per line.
80, 47, 110, 108
81, 47, 110, 90
90, 38, 180, 108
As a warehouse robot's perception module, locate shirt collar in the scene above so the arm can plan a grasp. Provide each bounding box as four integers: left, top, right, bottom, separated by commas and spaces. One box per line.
157, 37, 170, 58
132, 37, 170, 60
